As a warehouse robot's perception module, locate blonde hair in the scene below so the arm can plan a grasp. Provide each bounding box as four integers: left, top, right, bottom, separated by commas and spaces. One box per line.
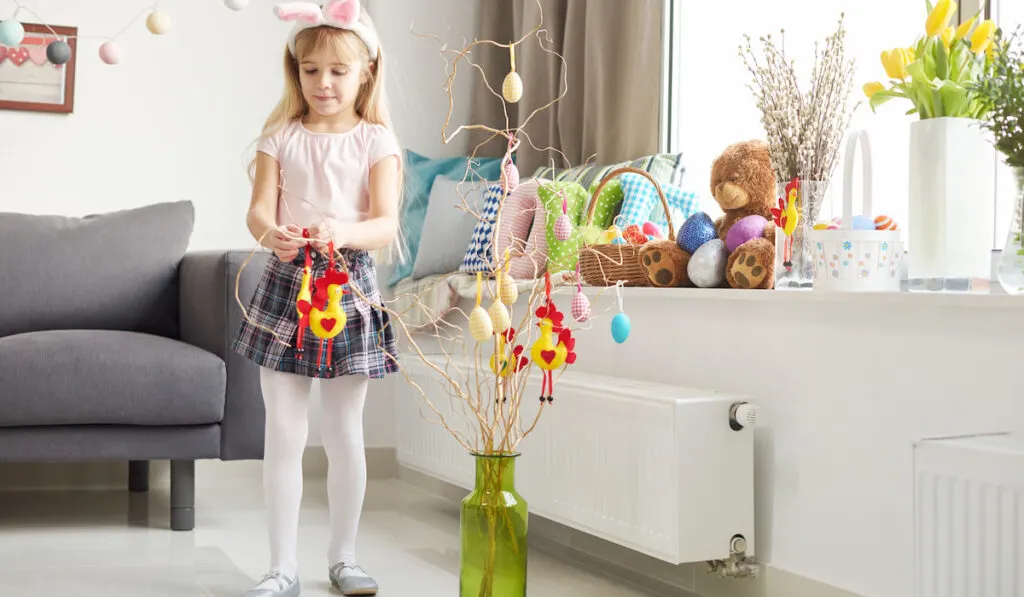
249, 9, 406, 264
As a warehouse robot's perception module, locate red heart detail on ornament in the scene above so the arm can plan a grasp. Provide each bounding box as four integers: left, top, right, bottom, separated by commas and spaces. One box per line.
320, 318, 337, 332
540, 350, 556, 364
8, 47, 29, 66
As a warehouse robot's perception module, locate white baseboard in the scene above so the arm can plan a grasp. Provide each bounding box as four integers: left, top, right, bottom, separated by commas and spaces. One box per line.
396, 465, 863, 597
0, 447, 397, 492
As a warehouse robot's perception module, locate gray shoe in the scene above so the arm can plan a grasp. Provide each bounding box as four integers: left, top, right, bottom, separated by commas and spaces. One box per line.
243, 572, 301, 597
328, 563, 378, 595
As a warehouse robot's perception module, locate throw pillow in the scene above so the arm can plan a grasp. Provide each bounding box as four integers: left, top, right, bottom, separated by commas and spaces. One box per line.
616, 172, 701, 231
530, 152, 686, 191
411, 176, 485, 280
389, 150, 506, 286
459, 183, 505, 274
536, 181, 589, 273
586, 178, 624, 230
493, 179, 545, 280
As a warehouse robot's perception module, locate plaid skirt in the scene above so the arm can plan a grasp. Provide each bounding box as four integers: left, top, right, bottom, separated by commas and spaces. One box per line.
231, 248, 398, 379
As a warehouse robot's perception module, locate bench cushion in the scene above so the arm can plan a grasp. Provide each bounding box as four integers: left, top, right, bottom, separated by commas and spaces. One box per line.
0, 330, 225, 427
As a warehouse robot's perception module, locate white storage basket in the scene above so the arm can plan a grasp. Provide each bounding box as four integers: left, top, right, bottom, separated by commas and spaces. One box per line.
809, 130, 903, 292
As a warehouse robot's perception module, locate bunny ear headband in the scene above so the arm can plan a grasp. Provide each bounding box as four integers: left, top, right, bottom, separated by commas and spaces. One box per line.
274, 0, 380, 60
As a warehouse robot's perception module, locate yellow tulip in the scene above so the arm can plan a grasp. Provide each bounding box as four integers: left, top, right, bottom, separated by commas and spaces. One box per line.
863, 82, 885, 98
955, 16, 975, 40
925, 0, 957, 37
881, 48, 913, 79
941, 26, 954, 49
971, 19, 995, 54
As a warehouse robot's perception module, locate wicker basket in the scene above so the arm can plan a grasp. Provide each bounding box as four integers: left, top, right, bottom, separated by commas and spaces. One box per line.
578, 167, 677, 287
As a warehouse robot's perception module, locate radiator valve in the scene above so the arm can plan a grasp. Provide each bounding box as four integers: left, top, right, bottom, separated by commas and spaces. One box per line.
706, 534, 759, 579
729, 402, 762, 430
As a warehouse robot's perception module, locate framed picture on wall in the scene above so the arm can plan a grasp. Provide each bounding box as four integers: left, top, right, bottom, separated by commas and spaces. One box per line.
0, 23, 77, 114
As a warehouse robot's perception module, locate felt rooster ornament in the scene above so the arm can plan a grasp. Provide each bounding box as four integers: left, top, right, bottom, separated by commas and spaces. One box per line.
529, 273, 577, 403
771, 177, 800, 271
295, 236, 350, 372
489, 327, 528, 379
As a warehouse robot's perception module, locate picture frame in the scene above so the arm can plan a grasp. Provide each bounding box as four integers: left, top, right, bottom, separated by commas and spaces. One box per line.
0, 23, 78, 114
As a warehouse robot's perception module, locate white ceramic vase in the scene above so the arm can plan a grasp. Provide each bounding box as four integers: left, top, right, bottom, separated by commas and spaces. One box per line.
907, 117, 996, 291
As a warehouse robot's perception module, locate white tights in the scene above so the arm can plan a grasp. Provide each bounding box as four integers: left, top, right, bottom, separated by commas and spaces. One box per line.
259, 367, 369, 578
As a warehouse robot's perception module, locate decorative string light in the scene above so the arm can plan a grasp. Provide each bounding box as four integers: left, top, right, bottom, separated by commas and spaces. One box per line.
0, 0, 249, 66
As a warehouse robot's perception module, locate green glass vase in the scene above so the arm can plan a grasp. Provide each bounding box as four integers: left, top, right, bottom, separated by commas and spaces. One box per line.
460, 453, 528, 597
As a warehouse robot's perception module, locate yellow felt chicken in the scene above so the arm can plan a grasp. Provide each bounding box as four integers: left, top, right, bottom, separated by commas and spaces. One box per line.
295, 238, 350, 373
771, 177, 801, 271
529, 274, 577, 403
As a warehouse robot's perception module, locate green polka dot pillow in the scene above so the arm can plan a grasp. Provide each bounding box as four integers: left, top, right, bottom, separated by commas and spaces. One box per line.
528, 181, 588, 274
586, 178, 624, 229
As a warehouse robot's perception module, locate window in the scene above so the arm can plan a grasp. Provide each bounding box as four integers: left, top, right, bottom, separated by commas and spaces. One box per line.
663, 0, 979, 251
993, 0, 1024, 249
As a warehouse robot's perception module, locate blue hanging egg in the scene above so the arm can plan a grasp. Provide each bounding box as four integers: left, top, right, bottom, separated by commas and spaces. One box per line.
611, 312, 631, 344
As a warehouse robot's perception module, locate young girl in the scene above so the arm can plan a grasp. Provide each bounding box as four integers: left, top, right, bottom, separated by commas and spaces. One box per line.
232, 2, 401, 595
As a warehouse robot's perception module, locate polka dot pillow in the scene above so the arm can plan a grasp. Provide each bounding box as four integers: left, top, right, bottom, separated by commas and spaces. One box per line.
586, 178, 624, 230
535, 181, 589, 274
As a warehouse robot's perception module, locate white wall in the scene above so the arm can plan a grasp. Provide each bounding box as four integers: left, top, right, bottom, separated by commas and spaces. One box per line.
0, 0, 477, 449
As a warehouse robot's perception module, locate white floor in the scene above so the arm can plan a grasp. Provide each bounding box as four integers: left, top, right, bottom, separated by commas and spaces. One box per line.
0, 472, 655, 597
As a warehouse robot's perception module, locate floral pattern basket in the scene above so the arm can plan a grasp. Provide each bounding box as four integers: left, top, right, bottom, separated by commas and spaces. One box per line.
809, 130, 903, 292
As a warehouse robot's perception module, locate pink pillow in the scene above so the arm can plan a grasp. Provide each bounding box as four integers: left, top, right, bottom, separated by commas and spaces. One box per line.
496, 179, 548, 280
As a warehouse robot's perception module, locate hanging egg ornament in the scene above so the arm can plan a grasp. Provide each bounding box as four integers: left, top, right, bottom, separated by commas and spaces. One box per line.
498, 268, 518, 305
99, 40, 123, 65
224, 0, 250, 9
502, 44, 523, 103
610, 283, 630, 344
146, 11, 171, 34
46, 40, 71, 65
488, 300, 511, 334
0, 19, 25, 46
554, 194, 573, 241
571, 289, 591, 323
501, 159, 519, 193
469, 273, 494, 341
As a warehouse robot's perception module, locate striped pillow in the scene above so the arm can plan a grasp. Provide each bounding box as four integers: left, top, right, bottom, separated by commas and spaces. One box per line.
530, 152, 686, 192
494, 179, 548, 280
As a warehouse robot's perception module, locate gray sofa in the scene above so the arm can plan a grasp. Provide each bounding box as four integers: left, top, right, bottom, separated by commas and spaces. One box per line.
0, 200, 269, 531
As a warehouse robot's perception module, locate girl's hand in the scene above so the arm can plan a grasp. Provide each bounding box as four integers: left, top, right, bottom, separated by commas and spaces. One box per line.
271, 224, 304, 261
308, 220, 342, 254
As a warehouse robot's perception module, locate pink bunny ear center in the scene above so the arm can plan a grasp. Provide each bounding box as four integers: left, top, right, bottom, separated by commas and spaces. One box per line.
324, 0, 359, 25
275, 2, 325, 24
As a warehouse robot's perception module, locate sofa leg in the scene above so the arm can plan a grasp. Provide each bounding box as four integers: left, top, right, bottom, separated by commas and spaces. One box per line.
128, 460, 150, 492
170, 460, 195, 531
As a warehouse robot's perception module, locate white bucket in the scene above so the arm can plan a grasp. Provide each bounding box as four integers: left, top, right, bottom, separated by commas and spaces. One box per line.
809, 130, 903, 292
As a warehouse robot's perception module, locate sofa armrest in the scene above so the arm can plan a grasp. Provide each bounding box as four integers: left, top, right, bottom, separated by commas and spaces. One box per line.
179, 250, 269, 460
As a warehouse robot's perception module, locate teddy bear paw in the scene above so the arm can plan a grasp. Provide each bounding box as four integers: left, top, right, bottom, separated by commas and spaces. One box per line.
639, 240, 691, 287
727, 240, 773, 289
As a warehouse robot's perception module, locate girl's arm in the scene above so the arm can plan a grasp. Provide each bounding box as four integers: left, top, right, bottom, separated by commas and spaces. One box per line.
248, 152, 305, 255
315, 155, 400, 251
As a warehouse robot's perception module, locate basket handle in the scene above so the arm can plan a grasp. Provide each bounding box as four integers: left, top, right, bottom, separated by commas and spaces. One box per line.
841, 130, 873, 230
587, 166, 676, 240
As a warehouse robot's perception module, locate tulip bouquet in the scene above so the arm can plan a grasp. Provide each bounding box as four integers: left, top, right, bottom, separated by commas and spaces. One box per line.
864, 0, 996, 119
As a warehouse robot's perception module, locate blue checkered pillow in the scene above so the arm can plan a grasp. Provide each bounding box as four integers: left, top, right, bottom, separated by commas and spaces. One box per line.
616, 172, 701, 231
458, 183, 504, 274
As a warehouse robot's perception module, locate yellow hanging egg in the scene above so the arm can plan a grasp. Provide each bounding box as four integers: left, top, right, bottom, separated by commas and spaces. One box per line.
488, 300, 511, 333
502, 71, 523, 103
499, 274, 518, 305
469, 305, 494, 341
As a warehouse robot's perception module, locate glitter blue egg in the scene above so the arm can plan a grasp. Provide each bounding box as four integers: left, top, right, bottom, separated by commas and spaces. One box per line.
611, 312, 631, 344
678, 212, 717, 254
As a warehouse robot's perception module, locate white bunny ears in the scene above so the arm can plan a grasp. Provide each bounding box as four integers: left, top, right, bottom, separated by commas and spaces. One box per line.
274, 0, 380, 60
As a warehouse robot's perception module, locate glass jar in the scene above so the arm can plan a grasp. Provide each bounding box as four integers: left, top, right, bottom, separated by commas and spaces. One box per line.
997, 167, 1024, 295
775, 180, 830, 289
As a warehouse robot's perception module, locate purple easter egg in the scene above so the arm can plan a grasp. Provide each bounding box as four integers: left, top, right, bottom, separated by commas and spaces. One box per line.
725, 215, 768, 253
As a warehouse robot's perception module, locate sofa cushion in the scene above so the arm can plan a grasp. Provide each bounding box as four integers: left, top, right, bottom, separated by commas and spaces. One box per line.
0, 329, 225, 427
0, 201, 194, 339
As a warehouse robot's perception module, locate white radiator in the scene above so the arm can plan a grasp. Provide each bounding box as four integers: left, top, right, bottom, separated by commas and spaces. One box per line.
396, 355, 756, 564
914, 432, 1024, 597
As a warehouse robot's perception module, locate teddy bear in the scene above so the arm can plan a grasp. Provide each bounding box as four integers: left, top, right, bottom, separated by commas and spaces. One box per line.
710, 139, 777, 289
637, 140, 776, 289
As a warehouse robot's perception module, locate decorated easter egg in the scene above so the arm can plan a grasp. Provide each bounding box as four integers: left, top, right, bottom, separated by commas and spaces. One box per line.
224, 0, 250, 10
599, 225, 620, 244
571, 290, 591, 323
725, 215, 768, 253
642, 222, 664, 239
554, 213, 573, 241
501, 161, 519, 193
612, 237, 627, 246
146, 11, 171, 34
678, 212, 717, 254
99, 40, 123, 65
622, 224, 647, 245
499, 273, 518, 305
611, 312, 631, 344
687, 239, 728, 288
502, 71, 523, 103
0, 19, 25, 46
874, 214, 899, 230
469, 306, 493, 341
852, 215, 876, 231
813, 222, 831, 231
46, 40, 71, 65
488, 300, 511, 333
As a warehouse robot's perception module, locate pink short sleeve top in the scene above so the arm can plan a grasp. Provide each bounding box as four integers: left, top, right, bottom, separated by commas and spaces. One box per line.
257, 119, 400, 230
